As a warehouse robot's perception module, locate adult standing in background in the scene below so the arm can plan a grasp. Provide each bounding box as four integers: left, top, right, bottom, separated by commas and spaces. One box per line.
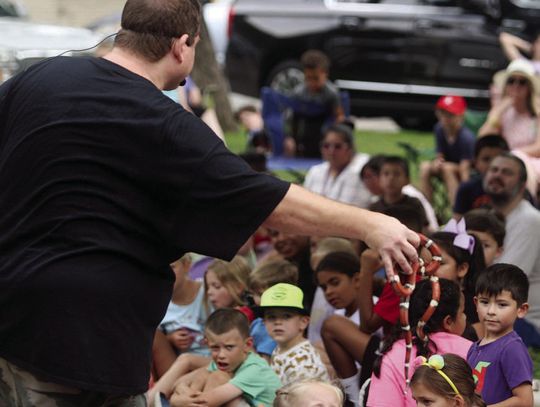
0, 0, 418, 405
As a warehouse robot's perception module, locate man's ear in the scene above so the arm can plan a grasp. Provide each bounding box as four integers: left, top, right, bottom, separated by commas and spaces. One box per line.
245, 336, 254, 350
517, 302, 529, 319
171, 34, 190, 63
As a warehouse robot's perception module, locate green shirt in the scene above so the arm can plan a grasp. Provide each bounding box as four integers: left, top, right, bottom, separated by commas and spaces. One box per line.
208, 352, 281, 406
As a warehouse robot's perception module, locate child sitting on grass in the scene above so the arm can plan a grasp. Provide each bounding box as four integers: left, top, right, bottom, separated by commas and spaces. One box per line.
285, 49, 345, 158
411, 353, 486, 407
464, 208, 505, 266
159, 254, 210, 357
369, 156, 428, 232
419, 95, 475, 206
467, 263, 533, 406
260, 283, 330, 386
170, 308, 281, 407
273, 380, 343, 407
367, 279, 471, 407
248, 259, 299, 362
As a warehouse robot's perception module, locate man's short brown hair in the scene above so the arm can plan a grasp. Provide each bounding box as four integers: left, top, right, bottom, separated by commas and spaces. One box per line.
115, 0, 201, 62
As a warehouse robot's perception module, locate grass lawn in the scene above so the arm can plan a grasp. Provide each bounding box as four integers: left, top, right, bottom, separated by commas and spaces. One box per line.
531, 348, 540, 378
225, 128, 434, 158
225, 128, 436, 182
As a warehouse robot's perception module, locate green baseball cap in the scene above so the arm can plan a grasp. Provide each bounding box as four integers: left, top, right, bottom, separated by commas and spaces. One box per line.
257, 283, 308, 315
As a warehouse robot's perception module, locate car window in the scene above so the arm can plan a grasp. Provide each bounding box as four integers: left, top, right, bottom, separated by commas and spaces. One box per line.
0, 0, 20, 17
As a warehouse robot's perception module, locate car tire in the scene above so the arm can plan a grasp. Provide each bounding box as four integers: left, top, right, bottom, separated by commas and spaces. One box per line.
266, 60, 304, 96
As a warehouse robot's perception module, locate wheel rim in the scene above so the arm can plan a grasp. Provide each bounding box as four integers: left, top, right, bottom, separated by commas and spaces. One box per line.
270, 67, 304, 95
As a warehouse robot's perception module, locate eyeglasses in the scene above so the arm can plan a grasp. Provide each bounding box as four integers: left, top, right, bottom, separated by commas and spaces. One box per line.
321, 142, 346, 150
507, 77, 529, 86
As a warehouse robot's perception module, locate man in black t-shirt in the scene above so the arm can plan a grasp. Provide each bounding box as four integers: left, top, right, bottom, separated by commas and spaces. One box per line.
0, 0, 419, 404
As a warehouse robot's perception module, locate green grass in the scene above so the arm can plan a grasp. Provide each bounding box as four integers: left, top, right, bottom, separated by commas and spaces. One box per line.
225, 128, 435, 184
531, 348, 540, 378
225, 129, 434, 157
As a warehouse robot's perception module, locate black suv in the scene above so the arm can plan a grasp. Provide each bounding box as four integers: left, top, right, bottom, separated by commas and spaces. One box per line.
225, 0, 540, 127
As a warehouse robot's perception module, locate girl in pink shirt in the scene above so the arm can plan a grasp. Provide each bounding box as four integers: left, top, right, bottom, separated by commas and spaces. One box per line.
367, 279, 472, 407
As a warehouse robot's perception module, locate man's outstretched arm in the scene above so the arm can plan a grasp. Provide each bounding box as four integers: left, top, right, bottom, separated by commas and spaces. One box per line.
264, 183, 420, 277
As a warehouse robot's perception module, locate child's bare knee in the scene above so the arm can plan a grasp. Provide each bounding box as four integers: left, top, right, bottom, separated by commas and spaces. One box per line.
204, 370, 231, 390
322, 315, 341, 338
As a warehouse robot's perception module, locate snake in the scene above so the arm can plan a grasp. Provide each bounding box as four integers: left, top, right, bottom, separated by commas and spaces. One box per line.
388, 233, 442, 391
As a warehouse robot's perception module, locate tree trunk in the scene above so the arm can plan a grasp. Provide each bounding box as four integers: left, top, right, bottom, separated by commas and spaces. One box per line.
191, 15, 237, 133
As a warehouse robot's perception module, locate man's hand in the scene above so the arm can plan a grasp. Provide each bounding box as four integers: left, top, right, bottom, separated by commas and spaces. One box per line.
363, 211, 419, 277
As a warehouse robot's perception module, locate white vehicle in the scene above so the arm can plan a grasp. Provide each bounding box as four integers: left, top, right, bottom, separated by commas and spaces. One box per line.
203, 0, 234, 66
0, 0, 101, 83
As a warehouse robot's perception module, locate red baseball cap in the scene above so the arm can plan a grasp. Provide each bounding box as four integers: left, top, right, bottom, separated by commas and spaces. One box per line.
435, 95, 467, 115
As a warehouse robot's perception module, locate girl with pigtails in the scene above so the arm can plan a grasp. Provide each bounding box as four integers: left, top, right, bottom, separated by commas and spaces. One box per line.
366, 279, 472, 407
431, 218, 487, 340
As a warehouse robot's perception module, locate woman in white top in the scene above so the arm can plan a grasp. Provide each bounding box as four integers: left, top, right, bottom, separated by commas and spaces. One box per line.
304, 123, 371, 208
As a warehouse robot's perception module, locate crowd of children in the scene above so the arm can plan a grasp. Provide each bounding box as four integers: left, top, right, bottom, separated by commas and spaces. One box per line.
139, 46, 540, 407
144, 204, 537, 406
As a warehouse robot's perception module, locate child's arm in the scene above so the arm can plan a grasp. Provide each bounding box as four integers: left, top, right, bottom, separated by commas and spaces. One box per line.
149, 354, 210, 401
488, 382, 533, 407
191, 383, 244, 407
458, 159, 471, 182
334, 104, 345, 123
478, 97, 513, 136
358, 248, 386, 333
169, 367, 213, 407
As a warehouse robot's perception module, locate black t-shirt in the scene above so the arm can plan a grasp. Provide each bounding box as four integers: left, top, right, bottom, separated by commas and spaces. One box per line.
0, 57, 289, 394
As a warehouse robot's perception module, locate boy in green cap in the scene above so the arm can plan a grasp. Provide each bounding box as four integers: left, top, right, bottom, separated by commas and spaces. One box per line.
260, 283, 330, 386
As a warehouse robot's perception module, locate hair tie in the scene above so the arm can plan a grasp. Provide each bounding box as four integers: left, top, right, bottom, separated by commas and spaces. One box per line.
443, 219, 475, 255
420, 355, 461, 396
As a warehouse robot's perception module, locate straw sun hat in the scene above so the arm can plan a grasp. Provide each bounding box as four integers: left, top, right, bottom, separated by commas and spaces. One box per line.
492, 59, 540, 114
493, 59, 540, 96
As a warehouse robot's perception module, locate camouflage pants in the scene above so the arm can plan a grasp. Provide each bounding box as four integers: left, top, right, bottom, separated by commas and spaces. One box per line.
0, 357, 147, 407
